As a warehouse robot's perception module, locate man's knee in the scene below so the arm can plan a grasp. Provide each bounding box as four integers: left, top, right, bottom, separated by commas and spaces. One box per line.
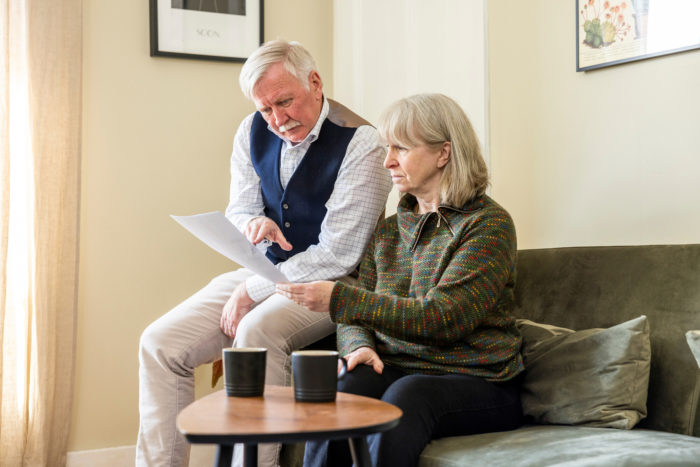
139, 318, 176, 368
139, 320, 163, 359
138, 315, 193, 376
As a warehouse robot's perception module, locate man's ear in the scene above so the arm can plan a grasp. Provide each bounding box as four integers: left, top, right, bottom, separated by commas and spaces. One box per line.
308, 70, 323, 98
437, 142, 451, 168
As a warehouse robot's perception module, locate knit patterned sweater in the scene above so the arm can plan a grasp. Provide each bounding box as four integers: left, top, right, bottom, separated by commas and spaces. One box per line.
329, 194, 524, 381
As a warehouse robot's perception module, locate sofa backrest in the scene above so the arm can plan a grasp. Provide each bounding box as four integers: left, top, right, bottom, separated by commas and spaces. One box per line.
512, 244, 700, 436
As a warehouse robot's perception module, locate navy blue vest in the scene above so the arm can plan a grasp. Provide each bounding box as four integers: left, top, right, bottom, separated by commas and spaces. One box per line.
249, 111, 357, 264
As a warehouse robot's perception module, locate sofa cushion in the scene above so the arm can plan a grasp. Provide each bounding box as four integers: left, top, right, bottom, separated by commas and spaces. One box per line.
513, 245, 700, 436
517, 315, 650, 429
419, 425, 700, 467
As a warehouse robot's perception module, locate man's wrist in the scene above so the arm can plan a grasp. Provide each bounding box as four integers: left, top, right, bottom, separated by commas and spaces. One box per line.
237, 281, 254, 306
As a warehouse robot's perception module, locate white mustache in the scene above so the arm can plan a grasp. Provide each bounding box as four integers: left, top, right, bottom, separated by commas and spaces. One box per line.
278, 120, 301, 132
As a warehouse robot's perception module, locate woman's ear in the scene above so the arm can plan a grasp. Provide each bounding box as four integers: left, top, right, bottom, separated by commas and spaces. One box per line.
437, 142, 451, 168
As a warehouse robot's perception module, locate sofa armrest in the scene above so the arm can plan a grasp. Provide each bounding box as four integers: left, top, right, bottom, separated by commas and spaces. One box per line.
687, 331, 700, 369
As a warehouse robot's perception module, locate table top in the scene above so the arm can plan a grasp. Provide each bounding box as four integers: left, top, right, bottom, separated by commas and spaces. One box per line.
177, 385, 403, 445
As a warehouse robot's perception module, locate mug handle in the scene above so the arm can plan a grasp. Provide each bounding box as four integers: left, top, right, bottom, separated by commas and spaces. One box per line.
337, 356, 348, 380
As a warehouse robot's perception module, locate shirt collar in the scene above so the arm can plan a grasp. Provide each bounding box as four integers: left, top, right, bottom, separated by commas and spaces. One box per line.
268, 96, 329, 148
396, 195, 431, 251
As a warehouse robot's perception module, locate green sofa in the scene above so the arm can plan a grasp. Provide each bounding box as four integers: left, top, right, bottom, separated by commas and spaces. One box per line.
419, 244, 700, 466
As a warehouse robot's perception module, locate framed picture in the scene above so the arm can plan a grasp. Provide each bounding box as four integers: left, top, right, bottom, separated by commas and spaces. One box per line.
576, 0, 700, 71
150, 0, 263, 62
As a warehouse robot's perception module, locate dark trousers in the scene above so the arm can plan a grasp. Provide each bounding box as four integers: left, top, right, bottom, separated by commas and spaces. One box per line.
303, 365, 523, 467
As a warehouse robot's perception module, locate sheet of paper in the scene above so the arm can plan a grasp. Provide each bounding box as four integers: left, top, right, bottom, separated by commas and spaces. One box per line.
171, 211, 288, 283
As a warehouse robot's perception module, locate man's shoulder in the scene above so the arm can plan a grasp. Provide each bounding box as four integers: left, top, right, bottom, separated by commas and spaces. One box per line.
326, 99, 372, 129
245, 111, 260, 126
235, 111, 258, 134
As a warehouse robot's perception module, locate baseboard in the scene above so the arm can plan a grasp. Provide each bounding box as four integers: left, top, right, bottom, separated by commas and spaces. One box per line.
66, 444, 216, 467
67, 446, 134, 467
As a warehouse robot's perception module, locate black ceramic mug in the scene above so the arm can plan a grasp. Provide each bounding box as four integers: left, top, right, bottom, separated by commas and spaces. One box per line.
291, 350, 348, 402
222, 347, 266, 397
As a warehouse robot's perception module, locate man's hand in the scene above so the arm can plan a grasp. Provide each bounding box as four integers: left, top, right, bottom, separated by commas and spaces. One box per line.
344, 346, 384, 374
220, 282, 255, 338
276, 281, 334, 313
245, 217, 293, 251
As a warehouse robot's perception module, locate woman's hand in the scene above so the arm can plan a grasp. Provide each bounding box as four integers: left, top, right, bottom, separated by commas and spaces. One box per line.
276, 281, 335, 313
344, 346, 384, 374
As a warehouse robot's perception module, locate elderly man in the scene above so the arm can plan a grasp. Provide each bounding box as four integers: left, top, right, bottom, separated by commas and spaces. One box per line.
135, 40, 391, 466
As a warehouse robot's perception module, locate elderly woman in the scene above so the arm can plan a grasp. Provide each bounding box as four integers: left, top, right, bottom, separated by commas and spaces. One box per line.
277, 93, 524, 467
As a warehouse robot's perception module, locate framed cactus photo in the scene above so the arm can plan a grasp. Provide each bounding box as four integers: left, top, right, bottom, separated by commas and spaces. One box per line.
576, 0, 700, 71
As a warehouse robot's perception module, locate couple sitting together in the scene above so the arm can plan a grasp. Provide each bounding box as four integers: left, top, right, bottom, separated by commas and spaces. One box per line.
137, 39, 524, 467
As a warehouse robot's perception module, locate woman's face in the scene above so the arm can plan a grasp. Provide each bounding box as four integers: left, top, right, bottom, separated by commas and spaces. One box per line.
383, 142, 450, 199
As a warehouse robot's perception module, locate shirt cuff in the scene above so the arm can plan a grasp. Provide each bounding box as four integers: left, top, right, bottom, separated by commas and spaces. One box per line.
227, 213, 258, 232
245, 275, 275, 303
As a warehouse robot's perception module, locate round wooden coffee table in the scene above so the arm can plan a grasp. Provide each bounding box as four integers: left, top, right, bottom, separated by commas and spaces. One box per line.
177, 385, 403, 467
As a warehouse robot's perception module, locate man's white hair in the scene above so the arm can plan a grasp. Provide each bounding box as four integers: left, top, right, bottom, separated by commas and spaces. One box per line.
239, 39, 318, 100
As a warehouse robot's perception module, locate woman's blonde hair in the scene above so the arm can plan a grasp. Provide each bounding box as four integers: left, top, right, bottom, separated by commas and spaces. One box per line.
377, 93, 489, 207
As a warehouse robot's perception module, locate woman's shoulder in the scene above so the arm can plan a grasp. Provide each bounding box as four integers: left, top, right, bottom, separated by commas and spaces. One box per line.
479, 195, 513, 221
450, 195, 513, 223
445, 196, 516, 244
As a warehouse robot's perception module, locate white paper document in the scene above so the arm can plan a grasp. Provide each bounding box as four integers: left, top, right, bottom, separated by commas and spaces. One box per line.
171, 211, 289, 283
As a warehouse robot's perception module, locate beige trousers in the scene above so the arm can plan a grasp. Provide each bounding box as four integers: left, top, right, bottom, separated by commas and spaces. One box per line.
135, 269, 338, 467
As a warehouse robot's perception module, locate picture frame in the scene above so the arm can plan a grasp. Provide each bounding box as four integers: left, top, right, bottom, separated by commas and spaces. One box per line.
576, 0, 700, 71
150, 0, 263, 62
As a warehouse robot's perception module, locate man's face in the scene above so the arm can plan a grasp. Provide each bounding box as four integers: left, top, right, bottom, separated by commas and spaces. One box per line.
252, 62, 323, 144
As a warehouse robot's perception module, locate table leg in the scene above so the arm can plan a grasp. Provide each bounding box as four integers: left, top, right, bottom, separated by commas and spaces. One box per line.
243, 443, 258, 467
214, 444, 233, 467
348, 437, 371, 467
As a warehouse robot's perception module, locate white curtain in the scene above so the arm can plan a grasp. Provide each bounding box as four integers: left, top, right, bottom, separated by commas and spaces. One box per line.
0, 0, 82, 465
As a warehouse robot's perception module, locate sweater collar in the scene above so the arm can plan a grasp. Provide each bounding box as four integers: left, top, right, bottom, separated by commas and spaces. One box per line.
396, 194, 487, 251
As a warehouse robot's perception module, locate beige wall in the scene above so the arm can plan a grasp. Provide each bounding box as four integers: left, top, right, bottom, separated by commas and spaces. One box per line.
489, 0, 700, 249
333, 0, 487, 215
71, 0, 333, 451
